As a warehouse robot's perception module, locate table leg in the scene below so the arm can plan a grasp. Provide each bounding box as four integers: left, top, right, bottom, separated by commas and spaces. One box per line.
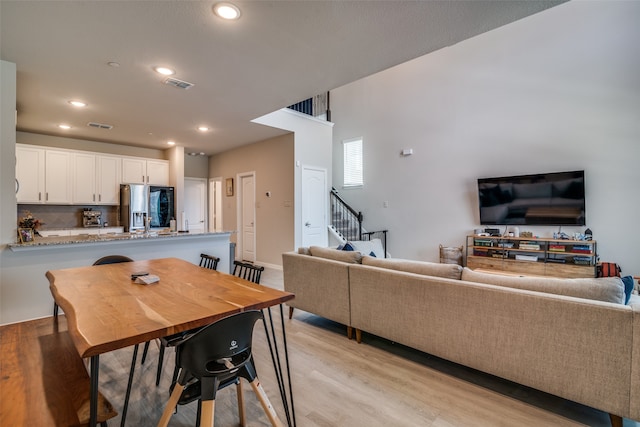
262, 305, 296, 427
90, 354, 100, 427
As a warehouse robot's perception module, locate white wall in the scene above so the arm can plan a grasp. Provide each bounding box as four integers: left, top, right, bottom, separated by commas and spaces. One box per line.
0, 61, 17, 323
331, 1, 640, 275
254, 108, 334, 250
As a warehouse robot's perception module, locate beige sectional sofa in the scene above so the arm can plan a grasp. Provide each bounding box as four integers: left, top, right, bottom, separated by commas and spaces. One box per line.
282, 247, 640, 425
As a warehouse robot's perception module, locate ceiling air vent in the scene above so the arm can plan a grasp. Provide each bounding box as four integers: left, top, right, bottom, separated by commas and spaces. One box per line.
87, 122, 113, 130
163, 77, 195, 90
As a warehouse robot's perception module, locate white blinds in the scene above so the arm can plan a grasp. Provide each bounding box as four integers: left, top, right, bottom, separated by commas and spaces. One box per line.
343, 138, 363, 187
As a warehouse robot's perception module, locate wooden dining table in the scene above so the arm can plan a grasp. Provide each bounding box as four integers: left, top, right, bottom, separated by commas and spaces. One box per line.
46, 257, 296, 427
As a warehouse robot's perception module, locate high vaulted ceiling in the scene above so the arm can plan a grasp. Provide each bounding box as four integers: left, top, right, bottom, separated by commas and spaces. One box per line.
1, 1, 564, 155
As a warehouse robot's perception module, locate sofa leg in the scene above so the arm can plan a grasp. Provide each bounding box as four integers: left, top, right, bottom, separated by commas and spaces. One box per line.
609, 414, 623, 427
355, 329, 362, 344
288, 306, 294, 319
347, 326, 353, 340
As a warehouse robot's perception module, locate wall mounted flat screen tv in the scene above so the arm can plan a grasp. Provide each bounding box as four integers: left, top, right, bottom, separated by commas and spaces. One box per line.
477, 170, 585, 226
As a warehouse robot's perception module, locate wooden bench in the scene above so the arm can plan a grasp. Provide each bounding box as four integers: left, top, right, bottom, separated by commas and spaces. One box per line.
0, 316, 117, 426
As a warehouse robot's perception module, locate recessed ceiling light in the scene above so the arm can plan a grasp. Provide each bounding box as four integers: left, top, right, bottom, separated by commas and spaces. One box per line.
58, 124, 71, 129
197, 126, 210, 132
213, 2, 241, 20
199, 152, 206, 156
154, 66, 175, 76
167, 141, 176, 146
107, 61, 120, 68
68, 100, 87, 107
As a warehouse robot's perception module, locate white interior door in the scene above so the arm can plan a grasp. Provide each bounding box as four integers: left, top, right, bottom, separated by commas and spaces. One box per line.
239, 173, 256, 262
209, 177, 223, 232
302, 166, 327, 247
184, 178, 207, 233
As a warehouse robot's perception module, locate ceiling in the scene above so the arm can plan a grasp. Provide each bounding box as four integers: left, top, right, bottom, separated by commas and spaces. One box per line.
0, 1, 564, 156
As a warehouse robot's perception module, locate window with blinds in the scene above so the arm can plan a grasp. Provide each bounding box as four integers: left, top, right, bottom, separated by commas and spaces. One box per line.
343, 137, 363, 188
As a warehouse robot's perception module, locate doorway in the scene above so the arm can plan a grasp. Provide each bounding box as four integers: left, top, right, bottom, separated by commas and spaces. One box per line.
184, 178, 207, 233
236, 172, 256, 263
301, 166, 327, 247
209, 177, 223, 232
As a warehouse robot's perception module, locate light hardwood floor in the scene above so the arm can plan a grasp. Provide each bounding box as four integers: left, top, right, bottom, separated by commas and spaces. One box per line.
98, 267, 639, 426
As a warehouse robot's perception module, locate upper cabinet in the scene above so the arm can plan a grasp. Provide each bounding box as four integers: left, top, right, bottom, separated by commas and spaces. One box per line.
45, 150, 73, 203
122, 157, 169, 185
16, 145, 72, 204
96, 155, 122, 204
15, 145, 45, 203
17, 144, 169, 205
73, 153, 122, 205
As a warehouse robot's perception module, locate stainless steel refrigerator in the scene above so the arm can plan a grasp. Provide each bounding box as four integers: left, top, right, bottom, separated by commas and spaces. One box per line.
120, 184, 148, 231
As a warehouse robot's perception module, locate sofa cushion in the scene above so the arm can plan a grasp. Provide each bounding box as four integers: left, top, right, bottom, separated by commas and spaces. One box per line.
342, 239, 385, 258
310, 246, 362, 264
461, 268, 624, 304
362, 257, 463, 280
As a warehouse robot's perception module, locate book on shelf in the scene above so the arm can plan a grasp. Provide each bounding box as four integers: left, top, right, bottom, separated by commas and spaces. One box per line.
519, 242, 541, 250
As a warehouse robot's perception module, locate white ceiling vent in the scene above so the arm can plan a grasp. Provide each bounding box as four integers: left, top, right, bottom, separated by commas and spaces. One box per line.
87, 122, 113, 130
164, 77, 195, 90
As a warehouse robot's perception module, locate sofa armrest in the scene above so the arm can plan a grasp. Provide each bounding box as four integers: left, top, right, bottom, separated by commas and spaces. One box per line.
282, 252, 351, 326
628, 299, 640, 420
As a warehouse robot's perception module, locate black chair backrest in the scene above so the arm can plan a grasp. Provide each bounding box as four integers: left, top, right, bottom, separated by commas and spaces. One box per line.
199, 253, 220, 271
176, 310, 263, 383
93, 255, 134, 265
232, 261, 264, 284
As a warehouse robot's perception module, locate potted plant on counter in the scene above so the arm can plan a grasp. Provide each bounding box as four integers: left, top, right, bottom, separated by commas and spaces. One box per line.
18, 210, 44, 242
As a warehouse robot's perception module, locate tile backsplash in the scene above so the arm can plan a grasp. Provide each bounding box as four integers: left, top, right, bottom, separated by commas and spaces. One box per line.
17, 205, 120, 229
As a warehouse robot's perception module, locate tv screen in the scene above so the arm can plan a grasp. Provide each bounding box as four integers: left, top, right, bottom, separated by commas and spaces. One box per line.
477, 170, 585, 226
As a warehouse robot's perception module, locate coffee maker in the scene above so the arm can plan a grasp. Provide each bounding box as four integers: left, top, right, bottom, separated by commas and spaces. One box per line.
83, 209, 102, 227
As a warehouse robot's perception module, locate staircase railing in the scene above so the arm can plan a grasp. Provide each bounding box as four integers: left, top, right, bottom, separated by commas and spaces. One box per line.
330, 188, 363, 242
287, 92, 331, 121
330, 188, 388, 257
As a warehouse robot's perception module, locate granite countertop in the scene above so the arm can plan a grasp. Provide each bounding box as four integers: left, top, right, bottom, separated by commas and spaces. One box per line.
8, 230, 233, 250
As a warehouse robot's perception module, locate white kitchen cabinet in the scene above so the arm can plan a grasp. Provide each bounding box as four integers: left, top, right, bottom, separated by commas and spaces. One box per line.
16, 145, 72, 204
16, 145, 45, 203
146, 160, 169, 185
122, 157, 146, 184
44, 150, 73, 203
73, 152, 97, 204
96, 155, 121, 204
122, 157, 169, 185
73, 153, 121, 205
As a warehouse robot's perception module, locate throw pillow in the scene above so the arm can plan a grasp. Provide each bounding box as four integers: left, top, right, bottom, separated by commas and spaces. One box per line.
342, 242, 355, 252
342, 239, 385, 258
621, 276, 635, 305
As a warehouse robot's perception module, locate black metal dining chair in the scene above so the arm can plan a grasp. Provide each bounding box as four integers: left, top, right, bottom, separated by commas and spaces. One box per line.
157, 310, 284, 427
199, 253, 220, 270
232, 260, 265, 284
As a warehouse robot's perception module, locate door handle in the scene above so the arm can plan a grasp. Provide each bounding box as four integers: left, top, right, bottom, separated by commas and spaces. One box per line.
305, 222, 311, 227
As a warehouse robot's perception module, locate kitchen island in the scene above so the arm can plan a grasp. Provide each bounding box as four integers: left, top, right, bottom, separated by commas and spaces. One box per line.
2, 230, 233, 324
